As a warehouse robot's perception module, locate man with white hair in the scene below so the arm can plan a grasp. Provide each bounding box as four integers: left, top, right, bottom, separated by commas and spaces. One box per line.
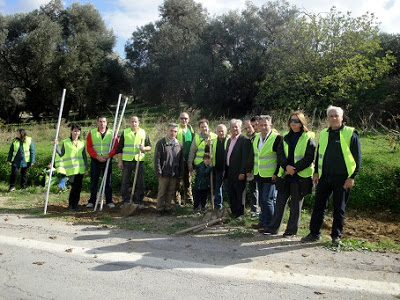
301, 105, 361, 246
224, 119, 251, 218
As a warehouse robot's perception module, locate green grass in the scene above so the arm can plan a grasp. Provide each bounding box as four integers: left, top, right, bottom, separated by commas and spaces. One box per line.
326, 238, 400, 252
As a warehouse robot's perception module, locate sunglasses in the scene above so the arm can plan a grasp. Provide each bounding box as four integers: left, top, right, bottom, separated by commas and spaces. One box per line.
289, 119, 301, 124
180, 117, 188, 120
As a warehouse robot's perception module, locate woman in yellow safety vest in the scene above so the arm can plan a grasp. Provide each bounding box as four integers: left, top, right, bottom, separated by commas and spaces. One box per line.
55, 124, 88, 211
6, 128, 36, 192
264, 111, 316, 237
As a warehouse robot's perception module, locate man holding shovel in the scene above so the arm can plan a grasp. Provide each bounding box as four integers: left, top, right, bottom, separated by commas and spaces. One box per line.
117, 116, 151, 209
188, 119, 217, 173
86, 116, 119, 209
154, 123, 184, 216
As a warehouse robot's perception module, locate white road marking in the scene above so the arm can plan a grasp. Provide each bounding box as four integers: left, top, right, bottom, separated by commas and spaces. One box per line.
1, 235, 399, 296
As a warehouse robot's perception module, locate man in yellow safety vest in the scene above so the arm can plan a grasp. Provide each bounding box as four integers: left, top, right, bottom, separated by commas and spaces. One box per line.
117, 116, 152, 208
301, 105, 361, 246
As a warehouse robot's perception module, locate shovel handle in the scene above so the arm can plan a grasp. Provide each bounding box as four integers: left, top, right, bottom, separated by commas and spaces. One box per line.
130, 139, 143, 203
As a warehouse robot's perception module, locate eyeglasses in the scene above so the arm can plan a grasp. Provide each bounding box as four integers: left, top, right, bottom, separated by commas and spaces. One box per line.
289, 119, 301, 124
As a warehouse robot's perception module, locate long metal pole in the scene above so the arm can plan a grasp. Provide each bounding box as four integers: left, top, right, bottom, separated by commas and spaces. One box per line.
44, 89, 66, 215
94, 94, 122, 211
94, 96, 128, 211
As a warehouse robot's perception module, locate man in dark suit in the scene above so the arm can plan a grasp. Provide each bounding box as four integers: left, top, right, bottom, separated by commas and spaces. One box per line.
224, 119, 251, 219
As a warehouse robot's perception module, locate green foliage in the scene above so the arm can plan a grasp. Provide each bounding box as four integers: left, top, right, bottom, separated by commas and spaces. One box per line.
255, 8, 394, 115
349, 134, 400, 213
0, 0, 130, 123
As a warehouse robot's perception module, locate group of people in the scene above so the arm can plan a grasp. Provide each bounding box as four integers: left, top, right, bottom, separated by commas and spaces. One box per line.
6, 105, 361, 244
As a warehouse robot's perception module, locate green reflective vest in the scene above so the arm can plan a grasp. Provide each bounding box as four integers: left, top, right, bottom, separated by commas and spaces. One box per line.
211, 137, 228, 166
55, 153, 66, 175
194, 132, 217, 166
318, 126, 356, 178
278, 131, 315, 178
122, 128, 146, 161
11, 137, 32, 162
253, 132, 278, 178
62, 139, 86, 176
90, 128, 113, 156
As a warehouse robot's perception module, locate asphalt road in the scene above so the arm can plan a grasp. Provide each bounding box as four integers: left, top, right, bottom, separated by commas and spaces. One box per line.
0, 214, 399, 299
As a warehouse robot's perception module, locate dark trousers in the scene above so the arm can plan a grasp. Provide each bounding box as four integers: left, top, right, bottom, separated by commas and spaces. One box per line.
89, 159, 113, 204
243, 178, 259, 213
121, 160, 145, 204
227, 175, 246, 218
309, 175, 350, 238
267, 181, 304, 235
69, 174, 83, 207
10, 166, 29, 189
175, 162, 193, 204
194, 189, 208, 210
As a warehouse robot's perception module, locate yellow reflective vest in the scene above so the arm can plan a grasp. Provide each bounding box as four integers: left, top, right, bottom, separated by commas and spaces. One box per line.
90, 128, 113, 156
11, 137, 32, 162
193, 132, 217, 166
278, 131, 315, 178
122, 128, 146, 161
317, 126, 356, 178
253, 132, 278, 178
61, 139, 86, 176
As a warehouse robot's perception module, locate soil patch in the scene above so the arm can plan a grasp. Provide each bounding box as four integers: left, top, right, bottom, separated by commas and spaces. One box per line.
2, 195, 399, 244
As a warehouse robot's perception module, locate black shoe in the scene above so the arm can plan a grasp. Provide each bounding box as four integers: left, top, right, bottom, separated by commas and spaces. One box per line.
331, 236, 342, 246
283, 232, 296, 238
301, 233, 321, 243
156, 210, 163, 217
68, 205, 75, 211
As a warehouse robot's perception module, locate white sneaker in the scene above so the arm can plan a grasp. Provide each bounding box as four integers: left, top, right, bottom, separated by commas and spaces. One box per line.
107, 203, 115, 208
86, 203, 94, 208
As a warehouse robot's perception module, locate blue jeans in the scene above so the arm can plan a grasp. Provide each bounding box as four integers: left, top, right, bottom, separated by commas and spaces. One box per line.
213, 170, 224, 209
269, 184, 277, 204
257, 182, 275, 227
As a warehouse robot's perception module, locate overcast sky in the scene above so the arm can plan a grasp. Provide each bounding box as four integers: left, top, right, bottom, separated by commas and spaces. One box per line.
1, 0, 399, 56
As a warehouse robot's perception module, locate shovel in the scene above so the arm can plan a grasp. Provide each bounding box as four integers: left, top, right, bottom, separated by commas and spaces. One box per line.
121, 142, 142, 217
205, 140, 221, 221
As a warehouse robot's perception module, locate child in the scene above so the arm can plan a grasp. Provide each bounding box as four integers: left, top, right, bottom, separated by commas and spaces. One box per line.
39, 162, 57, 188
193, 153, 212, 214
